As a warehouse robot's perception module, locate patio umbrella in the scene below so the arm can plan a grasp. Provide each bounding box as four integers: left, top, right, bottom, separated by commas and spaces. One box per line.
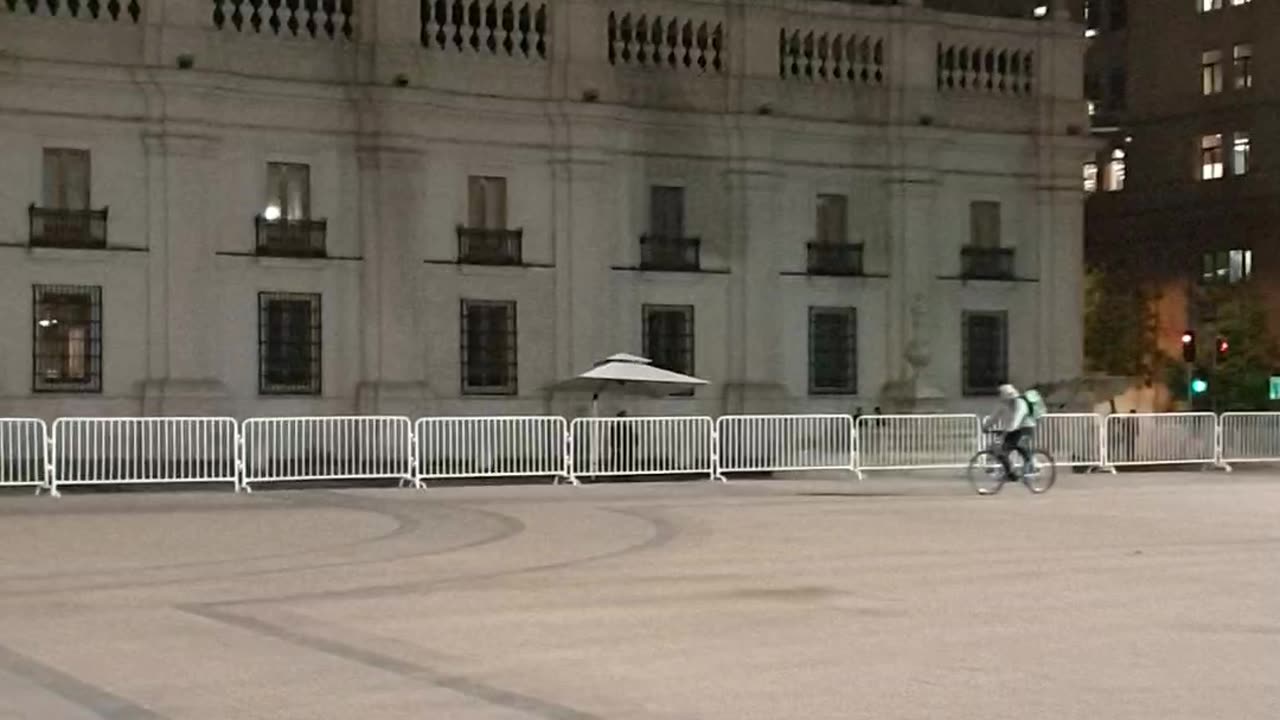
551, 353, 710, 417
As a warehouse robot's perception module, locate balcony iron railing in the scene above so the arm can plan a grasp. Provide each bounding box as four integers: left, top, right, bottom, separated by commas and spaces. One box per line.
960, 246, 1015, 279
255, 216, 327, 258
806, 242, 864, 276
457, 226, 523, 265
640, 234, 701, 271
28, 205, 108, 249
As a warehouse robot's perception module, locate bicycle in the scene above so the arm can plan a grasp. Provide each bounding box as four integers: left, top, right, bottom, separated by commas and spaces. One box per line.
967, 431, 1057, 496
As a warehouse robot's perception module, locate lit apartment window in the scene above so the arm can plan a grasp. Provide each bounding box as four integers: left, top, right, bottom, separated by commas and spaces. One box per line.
259, 292, 321, 395
1105, 149, 1126, 191
265, 162, 310, 221
1230, 0, 1251, 6
809, 307, 857, 395
1234, 44, 1253, 89
1200, 0, 1222, 12
460, 300, 518, 395
1087, 100, 1098, 116
1202, 50, 1224, 95
1202, 250, 1252, 284
33, 284, 102, 393
1233, 132, 1251, 175
1083, 162, 1099, 193
1200, 134, 1224, 180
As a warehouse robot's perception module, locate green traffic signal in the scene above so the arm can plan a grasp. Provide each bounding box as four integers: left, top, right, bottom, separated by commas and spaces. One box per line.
1191, 378, 1209, 394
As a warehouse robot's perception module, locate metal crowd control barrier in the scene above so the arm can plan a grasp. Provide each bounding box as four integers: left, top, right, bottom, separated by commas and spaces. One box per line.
1102, 412, 1219, 469
415, 416, 570, 484
855, 414, 982, 476
1218, 412, 1280, 467
570, 416, 715, 483
716, 414, 855, 476
1036, 413, 1108, 472
240, 416, 419, 491
0, 419, 52, 494
50, 417, 239, 494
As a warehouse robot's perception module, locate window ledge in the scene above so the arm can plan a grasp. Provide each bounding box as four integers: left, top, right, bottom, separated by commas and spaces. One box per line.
217, 251, 362, 267
1, 243, 147, 256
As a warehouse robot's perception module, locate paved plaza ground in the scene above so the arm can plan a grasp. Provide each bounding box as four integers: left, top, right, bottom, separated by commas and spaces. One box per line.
0, 471, 1277, 719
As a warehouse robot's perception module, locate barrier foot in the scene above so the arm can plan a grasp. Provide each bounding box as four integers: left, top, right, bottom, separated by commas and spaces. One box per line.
399, 476, 426, 490
1211, 462, 1233, 473
557, 475, 582, 487
36, 484, 60, 498
712, 473, 727, 483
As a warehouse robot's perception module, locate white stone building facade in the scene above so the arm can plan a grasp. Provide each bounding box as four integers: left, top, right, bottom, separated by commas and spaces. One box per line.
0, 0, 1088, 420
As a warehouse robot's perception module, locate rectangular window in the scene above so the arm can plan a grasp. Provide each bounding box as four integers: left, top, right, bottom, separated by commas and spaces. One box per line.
1105, 149, 1127, 191
1234, 44, 1253, 89
1083, 162, 1099, 193
1202, 249, 1252, 284
1201, 50, 1223, 95
42, 148, 90, 210
643, 304, 694, 376
815, 194, 848, 245
1233, 132, 1250, 175
649, 186, 685, 239
809, 307, 857, 395
1200, 0, 1222, 11
258, 292, 321, 395
460, 300, 517, 395
467, 176, 507, 230
265, 162, 310, 220
33, 284, 102, 393
1084, 0, 1098, 30
1200, 134, 1224, 180
963, 311, 1008, 397
1230, 0, 1251, 5
969, 201, 1001, 249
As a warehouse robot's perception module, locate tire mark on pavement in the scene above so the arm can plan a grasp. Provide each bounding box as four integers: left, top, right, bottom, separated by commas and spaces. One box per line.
0, 642, 167, 720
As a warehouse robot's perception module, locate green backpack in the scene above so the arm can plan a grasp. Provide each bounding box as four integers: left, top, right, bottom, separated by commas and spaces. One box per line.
1021, 389, 1047, 420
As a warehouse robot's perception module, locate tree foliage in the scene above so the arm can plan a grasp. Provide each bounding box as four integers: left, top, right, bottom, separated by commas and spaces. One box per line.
1084, 269, 1162, 380
1204, 285, 1279, 411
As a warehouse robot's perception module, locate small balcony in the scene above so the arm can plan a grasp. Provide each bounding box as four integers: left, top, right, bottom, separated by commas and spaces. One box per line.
960, 246, 1015, 280
28, 205, 108, 249
255, 216, 327, 258
640, 234, 700, 271
806, 242, 864, 276
457, 226, 523, 265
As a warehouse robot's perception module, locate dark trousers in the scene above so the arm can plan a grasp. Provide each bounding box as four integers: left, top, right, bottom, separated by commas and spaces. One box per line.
999, 429, 1032, 477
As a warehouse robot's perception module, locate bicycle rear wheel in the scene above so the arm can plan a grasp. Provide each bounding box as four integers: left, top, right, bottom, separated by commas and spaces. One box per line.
1020, 449, 1057, 494
967, 450, 1006, 496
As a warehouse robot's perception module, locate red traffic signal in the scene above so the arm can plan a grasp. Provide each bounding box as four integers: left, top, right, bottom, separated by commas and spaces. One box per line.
1181, 330, 1196, 362
1216, 336, 1229, 359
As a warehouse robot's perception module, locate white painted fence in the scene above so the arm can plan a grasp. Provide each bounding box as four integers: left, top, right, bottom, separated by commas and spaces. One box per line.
855, 414, 982, 473
570, 416, 715, 482
1218, 412, 1280, 466
1103, 412, 1219, 468
240, 416, 418, 490
717, 414, 855, 475
50, 418, 240, 493
415, 416, 569, 483
0, 419, 50, 491
1036, 413, 1106, 470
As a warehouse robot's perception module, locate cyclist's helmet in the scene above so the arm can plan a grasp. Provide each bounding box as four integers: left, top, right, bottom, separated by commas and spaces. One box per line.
998, 384, 1019, 400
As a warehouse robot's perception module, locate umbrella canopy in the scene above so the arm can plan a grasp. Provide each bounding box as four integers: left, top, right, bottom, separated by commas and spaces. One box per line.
551, 353, 709, 400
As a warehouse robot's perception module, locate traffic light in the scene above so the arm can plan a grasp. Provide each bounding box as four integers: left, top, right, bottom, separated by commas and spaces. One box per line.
1216, 336, 1229, 362
1191, 376, 1209, 395
1181, 331, 1196, 363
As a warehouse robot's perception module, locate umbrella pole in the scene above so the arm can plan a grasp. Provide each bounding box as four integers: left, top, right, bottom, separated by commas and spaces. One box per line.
591, 393, 599, 482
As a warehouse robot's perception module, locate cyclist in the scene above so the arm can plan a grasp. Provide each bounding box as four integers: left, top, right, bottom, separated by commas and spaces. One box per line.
988, 383, 1037, 480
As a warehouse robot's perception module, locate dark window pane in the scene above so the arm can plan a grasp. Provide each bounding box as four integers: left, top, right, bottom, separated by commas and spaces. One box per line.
259, 292, 321, 395
963, 311, 1007, 396
461, 300, 517, 394
809, 307, 857, 394
643, 305, 694, 376
32, 284, 102, 393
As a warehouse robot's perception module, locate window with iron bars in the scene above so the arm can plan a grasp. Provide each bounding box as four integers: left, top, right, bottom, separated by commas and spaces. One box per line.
643, 304, 694, 376
32, 284, 102, 393
258, 292, 321, 395
962, 310, 1008, 396
809, 307, 857, 395
461, 300, 518, 395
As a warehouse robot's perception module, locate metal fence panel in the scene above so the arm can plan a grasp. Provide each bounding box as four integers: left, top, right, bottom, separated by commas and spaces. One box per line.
241, 416, 416, 488
1036, 413, 1105, 468
51, 418, 239, 490
717, 415, 854, 474
416, 416, 568, 482
570, 416, 714, 482
1103, 412, 1217, 467
0, 419, 50, 489
1219, 412, 1280, 465
855, 414, 982, 472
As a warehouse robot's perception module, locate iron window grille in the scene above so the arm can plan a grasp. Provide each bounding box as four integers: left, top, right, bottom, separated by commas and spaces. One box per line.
962, 310, 1008, 396
809, 307, 857, 395
806, 242, 864, 276
461, 300, 518, 395
640, 235, 701, 271
32, 284, 102, 393
28, 205, 109, 249
457, 227, 524, 265
960, 247, 1016, 279
259, 292, 322, 395
643, 304, 695, 376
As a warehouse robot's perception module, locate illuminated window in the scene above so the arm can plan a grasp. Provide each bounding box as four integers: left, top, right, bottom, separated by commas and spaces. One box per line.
1202, 250, 1252, 284
1233, 132, 1250, 175
1104, 149, 1126, 191
1200, 134, 1224, 180
1234, 44, 1253, 89
1083, 162, 1099, 193
1200, 0, 1222, 12
1202, 50, 1223, 95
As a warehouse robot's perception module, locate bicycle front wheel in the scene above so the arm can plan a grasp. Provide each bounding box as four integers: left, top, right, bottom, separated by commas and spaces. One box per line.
1021, 449, 1057, 494
967, 450, 1006, 496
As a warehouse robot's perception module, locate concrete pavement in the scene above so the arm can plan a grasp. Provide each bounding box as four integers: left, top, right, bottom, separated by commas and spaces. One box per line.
0, 472, 1277, 719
